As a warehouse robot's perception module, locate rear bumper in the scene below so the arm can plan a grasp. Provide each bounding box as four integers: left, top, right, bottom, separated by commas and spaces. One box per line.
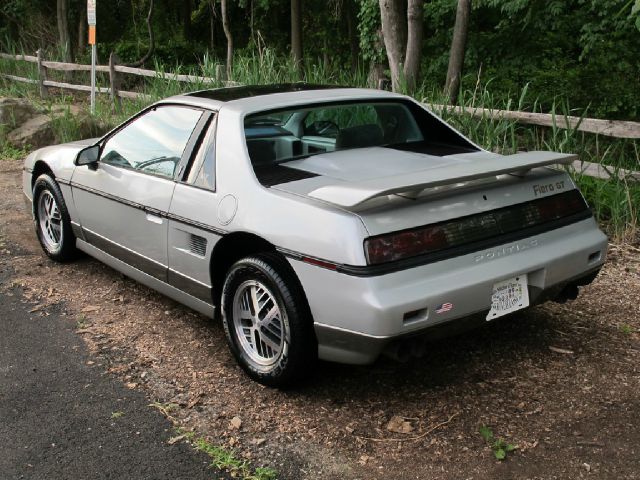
288, 217, 607, 364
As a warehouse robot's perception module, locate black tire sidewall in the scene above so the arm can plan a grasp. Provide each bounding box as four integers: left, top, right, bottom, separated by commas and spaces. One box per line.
221, 254, 316, 387
33, 174, 76, 262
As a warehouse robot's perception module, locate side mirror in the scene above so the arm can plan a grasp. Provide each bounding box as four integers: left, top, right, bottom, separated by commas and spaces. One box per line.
75, 144, 100, 167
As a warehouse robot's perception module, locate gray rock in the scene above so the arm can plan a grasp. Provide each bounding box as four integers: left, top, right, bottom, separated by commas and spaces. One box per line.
0, 97, 37, 129
7, 114, 55, 149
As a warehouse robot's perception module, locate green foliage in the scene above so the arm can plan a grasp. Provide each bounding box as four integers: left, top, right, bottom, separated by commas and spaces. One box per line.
1, 48, 637, 241
357, 0, 385, 65
619, 323, 635, 334
194, 437, 278, 480
479, 425, 517, 460
0, 142, 29, 162
421, 0, 640, 120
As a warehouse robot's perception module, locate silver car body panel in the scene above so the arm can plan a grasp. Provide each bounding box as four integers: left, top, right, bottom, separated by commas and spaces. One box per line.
22, 87, 608, 364
70, 163, 176, 280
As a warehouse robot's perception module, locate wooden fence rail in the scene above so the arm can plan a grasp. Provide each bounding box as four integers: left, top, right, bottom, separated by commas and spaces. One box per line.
428, 103, 640, 140
2, 50, 639, 139
1, 50, 639, 181
0, 50, 228, 104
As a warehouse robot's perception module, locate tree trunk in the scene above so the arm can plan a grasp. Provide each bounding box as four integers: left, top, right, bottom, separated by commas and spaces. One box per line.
221, 0, 233, 80
290, 0, 303, 77
403, 0, 423, 93
124, 0, 156, 67
182, 0, 192, 40
445, 0, 471, 104
78, 7, 87, 55
378, 0, 406, 92
124, 0, 155, 67
56, 0, 72, 62
346, 0, 359, 72
209, 0, 216, 52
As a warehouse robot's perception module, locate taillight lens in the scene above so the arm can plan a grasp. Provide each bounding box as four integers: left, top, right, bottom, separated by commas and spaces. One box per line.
364, 190, 588, 265
365, 225, 448, 264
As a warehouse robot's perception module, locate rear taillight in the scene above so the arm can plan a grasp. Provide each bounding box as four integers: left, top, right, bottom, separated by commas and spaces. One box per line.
365, 226, 448, 264
364, 190, 588, 265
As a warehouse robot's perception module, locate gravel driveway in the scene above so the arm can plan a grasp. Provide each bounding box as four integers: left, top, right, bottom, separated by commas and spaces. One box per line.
1, 158, 639, 479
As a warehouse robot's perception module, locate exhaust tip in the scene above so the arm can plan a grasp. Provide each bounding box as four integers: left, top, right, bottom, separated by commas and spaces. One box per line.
554, 284, 579, 303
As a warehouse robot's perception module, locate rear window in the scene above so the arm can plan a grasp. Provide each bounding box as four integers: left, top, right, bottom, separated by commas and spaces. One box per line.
243, 100, 478, 169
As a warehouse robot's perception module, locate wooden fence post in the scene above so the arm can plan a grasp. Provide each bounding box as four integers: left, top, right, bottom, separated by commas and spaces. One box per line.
215, 64, 227, 84
109, 52, 122, 112
36, 49, 48, 99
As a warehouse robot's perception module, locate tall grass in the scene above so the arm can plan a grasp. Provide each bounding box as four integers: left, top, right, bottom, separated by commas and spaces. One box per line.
1, 48, 638, 242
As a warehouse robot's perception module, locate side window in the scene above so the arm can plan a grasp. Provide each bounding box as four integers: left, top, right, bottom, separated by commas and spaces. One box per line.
101, 106, 203, 179
186, 116, 216, 190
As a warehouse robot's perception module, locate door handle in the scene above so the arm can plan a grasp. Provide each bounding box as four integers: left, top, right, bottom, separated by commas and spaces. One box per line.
145, 212, 164, 225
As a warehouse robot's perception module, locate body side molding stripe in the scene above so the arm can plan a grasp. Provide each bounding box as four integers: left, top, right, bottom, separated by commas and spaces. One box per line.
70, 181, 228, 235
168, 268, 212, 303
76, 238, 215, 318
82, 227, 167, 282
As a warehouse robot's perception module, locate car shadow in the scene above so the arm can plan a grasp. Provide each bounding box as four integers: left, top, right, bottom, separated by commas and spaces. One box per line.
290, 307, 576, 399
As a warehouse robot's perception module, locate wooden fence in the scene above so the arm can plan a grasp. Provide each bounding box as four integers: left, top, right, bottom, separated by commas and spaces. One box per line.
1, 50, 639, 181
0, 50, 229, 107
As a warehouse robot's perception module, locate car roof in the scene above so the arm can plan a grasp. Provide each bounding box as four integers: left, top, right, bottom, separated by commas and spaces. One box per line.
158, 83, 406, 113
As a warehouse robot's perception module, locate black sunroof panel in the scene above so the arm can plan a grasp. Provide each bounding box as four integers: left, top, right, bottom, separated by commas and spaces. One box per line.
187, 83, 346, 102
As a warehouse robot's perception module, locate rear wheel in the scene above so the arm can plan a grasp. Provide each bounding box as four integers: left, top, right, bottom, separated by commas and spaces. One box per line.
33, 174, 77, 262
221, 253, 316, 387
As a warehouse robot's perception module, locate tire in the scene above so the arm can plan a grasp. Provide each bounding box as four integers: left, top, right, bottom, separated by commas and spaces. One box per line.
221, 253, 317, 387
33, 174, 77, 262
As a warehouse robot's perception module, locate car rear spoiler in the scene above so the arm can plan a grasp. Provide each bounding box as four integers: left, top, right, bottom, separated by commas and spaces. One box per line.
307, 151, 577, 207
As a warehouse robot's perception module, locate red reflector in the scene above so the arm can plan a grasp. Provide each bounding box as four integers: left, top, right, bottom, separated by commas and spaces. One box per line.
302, 256, 338, 270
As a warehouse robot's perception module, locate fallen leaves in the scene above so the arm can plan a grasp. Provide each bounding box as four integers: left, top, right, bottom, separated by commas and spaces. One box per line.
386, 416, 414, 434
229, 416, 242, 430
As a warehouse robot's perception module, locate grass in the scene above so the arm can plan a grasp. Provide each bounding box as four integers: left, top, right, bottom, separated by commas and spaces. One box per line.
619, 323, 635, 335
0, 142, 29, 161
1, 48, 638, 241
479, 425, 517, 460
193, 437, 278, 480
75, 315, 90, 329
148, 401, 179, 417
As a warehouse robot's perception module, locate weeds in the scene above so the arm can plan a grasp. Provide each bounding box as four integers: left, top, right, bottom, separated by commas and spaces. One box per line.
148, 401, 178, 418
0, 142, 29, 161
194, 437, 278, 480
75, 315, 90, 329
1, 49, 638, 241
479, 425, 517, 460
111, 411, 124, 419
619, 323, 635, 335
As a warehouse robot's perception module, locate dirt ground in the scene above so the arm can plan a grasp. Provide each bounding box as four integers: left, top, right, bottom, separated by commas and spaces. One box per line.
1, 157, 639, 480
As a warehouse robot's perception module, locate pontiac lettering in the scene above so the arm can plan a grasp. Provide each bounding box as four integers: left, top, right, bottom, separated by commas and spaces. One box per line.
474, 239, 539, 262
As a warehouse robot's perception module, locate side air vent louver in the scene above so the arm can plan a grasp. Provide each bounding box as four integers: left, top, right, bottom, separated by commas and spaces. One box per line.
189, 234, 207, 257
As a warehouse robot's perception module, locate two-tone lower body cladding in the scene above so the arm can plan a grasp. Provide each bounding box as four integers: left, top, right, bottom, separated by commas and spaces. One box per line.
287, 217, 608, 365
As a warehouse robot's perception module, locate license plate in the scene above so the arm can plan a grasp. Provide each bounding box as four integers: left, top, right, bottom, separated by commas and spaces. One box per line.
486, 274, 529, 320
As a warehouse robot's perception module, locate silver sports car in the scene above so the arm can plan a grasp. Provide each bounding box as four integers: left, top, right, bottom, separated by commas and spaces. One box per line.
23, 84, 607, 386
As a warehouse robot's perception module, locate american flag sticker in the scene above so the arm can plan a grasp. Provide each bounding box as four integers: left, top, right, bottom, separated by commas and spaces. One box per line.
435, 302, 453, 314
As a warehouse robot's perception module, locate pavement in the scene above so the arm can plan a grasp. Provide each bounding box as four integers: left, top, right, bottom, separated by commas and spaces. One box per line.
0, 264, 224, 480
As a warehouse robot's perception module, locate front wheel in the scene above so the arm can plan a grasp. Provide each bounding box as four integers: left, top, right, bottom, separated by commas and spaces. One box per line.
33, 174, 77, 262
221, 253, 317, 387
